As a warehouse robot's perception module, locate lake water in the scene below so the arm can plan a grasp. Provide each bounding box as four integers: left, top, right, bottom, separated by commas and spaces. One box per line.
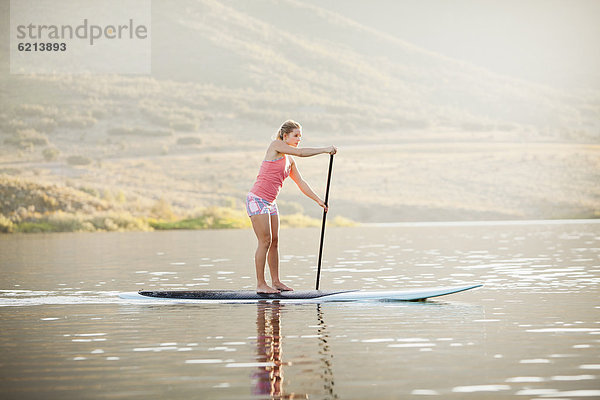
1, 221, 599, 399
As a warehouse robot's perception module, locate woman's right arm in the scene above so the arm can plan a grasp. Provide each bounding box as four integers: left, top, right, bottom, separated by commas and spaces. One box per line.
272, 141, 336, 157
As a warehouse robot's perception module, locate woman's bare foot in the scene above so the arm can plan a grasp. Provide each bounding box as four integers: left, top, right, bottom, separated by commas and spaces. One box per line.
257, 283, 280, 294
273, 281, 293, 291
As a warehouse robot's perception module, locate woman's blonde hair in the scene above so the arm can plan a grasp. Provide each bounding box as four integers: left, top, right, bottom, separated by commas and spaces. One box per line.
276, 120, 301, 140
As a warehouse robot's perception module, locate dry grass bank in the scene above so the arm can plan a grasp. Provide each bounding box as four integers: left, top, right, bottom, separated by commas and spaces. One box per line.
0, 175, 356, 233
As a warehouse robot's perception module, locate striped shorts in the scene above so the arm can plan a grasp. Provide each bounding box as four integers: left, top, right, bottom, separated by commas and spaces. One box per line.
246, 192, 279, 217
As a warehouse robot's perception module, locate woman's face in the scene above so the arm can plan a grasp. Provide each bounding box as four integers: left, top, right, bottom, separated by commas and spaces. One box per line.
284, 129, 302, 147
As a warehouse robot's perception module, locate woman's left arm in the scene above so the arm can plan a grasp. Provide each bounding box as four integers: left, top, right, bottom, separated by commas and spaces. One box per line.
289, 160, 328, 211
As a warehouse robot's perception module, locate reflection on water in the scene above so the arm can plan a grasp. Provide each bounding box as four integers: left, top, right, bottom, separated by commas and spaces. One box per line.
0, 221, 599, 398
253, 303, 337, 399
316, 305, 338, 400
254, 302, 295, 398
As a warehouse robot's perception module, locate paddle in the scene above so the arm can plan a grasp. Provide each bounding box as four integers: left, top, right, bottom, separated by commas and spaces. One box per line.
316, 153, 334, 290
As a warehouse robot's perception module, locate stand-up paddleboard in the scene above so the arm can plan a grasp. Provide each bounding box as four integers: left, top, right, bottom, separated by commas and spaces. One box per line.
119, 160, 484, 304
118, 284, 482, 303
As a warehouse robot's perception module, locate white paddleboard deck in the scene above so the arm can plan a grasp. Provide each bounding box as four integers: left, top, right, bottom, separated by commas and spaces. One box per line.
118, 284, 482, 303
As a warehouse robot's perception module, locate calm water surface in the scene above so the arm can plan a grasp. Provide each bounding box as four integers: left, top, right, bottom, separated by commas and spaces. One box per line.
1, 221, 599, 399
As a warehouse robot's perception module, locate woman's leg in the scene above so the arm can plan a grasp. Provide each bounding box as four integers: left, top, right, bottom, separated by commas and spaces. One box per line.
251, 214, 279, 293
267, 214, 293, 291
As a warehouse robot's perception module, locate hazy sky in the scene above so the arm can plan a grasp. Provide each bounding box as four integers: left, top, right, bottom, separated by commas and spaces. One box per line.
307, 0, 600, 91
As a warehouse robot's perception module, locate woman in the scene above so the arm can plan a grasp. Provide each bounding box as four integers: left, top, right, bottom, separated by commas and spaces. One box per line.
247, 120, 337, 294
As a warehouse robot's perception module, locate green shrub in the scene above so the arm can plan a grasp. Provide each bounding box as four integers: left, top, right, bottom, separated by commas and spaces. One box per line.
45, 212, 86, 232
4, 129, 49, 148
151, 198, 176, 220
202, 206, 251, 229
33, 118, 57, 133
0, 215, 14, 233
176, 136, 203, 145
15, 104, 46, 117
42, 147, 60, 161
151, 206, 251, 230
150, 218, 207, 230
14, 211, 151, 233
91, 109, 107, 119
220, 197, 239, 209
79, 186, 100, 197
16, 221, 55, 233
330, 215, 357, 227
66, 155, 92, 166
170, 120, 198, 132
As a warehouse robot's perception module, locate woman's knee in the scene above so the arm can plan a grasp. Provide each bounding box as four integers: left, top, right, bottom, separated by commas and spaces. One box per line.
270, 235, 279, 248
258, 233, 272, 248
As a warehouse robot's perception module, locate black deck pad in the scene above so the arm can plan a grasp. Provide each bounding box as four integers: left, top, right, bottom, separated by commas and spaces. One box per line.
138, 289, 358, 300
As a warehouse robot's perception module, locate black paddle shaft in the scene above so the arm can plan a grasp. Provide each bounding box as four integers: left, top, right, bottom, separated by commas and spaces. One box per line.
316, 154, 334, 290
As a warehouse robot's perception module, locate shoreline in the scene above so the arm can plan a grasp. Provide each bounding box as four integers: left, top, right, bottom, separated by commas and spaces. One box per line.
3, 216, 598, 234
0, 209, 357, 234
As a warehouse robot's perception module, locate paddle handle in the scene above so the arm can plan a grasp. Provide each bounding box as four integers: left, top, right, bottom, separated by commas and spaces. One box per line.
316, 154, 334, 290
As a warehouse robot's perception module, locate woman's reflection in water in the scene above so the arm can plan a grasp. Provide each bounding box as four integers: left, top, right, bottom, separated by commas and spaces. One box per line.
254, 301, 302, 399
253, 302, 338, 400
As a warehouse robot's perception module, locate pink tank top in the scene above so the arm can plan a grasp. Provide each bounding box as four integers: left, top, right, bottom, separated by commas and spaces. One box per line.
250, 155, 291, 202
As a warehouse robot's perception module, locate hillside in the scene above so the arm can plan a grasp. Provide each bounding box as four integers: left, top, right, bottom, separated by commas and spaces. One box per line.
0, 0, 598, 229
2, 0, 599, 139
150, 0, 599, 139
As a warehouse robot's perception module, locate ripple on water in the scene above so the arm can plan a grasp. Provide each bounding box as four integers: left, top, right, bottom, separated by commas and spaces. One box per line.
580, 364, 600, 370
532, 390, 600, 398
388, 343, 435, 348
225, 362, 276, 368
506, 376, 546, 383
551, 375, 596, 381
520, 359, 551, 364
185, 359, 223, 364
411, 389, 439, 395
515, 389, 558, 396
452, 385, 511, 393
133, 347, 178, 352
361, 338, 394, 343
